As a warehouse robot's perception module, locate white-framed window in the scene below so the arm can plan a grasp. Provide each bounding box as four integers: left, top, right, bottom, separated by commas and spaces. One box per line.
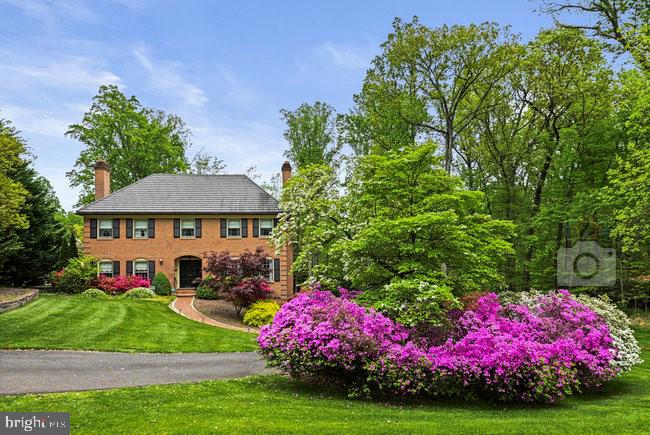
260, 218, 273, 237
181, 219, 195, 238
227, 219, 241, 237
99, 219, 113, 239
134, 219, 148, 238
134, 260, 149, 279
99, 260, 114, 277
265, 258, 274, 282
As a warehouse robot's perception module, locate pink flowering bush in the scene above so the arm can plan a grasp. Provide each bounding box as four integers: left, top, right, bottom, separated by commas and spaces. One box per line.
96, 274, 151, 294
258, 289, 623, 403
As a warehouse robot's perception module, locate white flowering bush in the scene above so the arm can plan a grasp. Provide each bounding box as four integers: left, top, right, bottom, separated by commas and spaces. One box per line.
501, 290, 642, 373
575, 294, 643, 372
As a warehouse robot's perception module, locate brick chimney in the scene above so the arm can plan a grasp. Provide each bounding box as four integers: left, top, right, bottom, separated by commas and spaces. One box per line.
94, 160, 111, 200
281, 161, 292, 187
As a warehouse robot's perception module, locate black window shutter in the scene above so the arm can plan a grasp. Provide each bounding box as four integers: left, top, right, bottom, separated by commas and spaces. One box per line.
90, 219, 97, 239
148, 260, 155, 278
220, 219, 227, 238
273, 218, 279, 228
173, 219, 180, 238
112, 218, 120, 238
126, 219, 133, 238
113, 261, 120, 276
273, 258, 280, 282
252, 218, 259, 237
241, 218, 248, 238
126, 260, 133, 275
148, 218, 155, 238
195, 218, 202, 238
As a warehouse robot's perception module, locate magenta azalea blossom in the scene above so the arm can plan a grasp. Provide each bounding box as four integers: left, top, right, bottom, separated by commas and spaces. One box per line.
258, 289, 619, 403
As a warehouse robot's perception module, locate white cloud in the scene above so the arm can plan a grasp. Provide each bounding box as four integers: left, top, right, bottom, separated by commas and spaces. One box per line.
1, 0, 97, 30
0, 55, 122, 92
316, 41, 374, 70
133, 47, 209, 107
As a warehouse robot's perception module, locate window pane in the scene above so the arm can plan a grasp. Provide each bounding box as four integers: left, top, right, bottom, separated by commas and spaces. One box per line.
134, 261, 148, 279
134, 219, 148, 238
181, 219, 194, 237
99, 220, 113, 238
99, 261, 113, 277
265, 259, 273, 282
228, 219, 240, 236
260, 219, 273, 236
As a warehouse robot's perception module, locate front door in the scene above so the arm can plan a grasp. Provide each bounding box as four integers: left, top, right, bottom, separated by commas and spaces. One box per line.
179, 259, 202, 288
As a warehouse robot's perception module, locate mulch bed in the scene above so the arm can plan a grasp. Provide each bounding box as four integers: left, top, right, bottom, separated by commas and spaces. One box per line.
193, 298, 258, 331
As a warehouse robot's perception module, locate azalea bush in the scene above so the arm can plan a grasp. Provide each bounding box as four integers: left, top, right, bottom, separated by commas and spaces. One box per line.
259, 289, 640, 403
50, 256, 97, 294
96, 275, 151, 295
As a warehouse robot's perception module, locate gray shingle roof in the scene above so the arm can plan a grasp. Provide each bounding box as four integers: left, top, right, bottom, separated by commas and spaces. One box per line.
77, 174, 280, 215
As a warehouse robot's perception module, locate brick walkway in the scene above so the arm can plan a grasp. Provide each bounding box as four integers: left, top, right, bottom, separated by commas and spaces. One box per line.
171, 297, 259, 333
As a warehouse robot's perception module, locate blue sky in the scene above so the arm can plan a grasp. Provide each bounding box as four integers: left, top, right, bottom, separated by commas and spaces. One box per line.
0, 0, 552, 210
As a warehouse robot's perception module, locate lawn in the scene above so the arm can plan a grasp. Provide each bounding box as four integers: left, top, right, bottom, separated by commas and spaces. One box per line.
1, 329, 648, 434
0, 293, 257, 353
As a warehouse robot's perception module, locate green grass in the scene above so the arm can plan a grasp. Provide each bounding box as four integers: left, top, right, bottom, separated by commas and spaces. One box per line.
1, 329, 648, 434
0, 293, 256, 353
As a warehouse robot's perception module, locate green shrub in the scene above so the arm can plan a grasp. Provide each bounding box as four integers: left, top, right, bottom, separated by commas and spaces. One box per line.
196, 275, 218, 300
124, 287, 155, 299
357, 279, 460, 328
80, 288, 109, 299
50, 256, 97, 294
151, 272, 172, 296
243, 300, 280, 327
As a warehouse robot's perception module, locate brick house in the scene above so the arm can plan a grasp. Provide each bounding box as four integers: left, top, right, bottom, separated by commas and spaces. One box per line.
77, 161, 294, 299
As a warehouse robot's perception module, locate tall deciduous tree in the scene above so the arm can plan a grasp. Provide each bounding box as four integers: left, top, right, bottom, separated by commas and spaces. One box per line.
274, 142, 514, 293
281, 102, 341, 168
0, 118, 28, 231
66, 85, 192, 206
539, 0, 650, 71
350, 18, 518, 172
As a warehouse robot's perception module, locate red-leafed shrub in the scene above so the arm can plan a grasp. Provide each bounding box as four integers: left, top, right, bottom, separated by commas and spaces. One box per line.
227, 277, 273, 315
96, 275, 150, 294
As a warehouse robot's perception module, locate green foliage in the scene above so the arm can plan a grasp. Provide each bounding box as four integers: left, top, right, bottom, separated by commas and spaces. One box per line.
0, 159, 65, 286
196, 280, 218, 300
0, 118, 28, 231
357, 280, 460, 328
243, 300, 280, 327
151, 272, 172, 296
50, 256, 97, 294
80, 288, 109, 299
123, 287, 156, 299
65, 85, 192, 206
276, 142, 514, 293
281, 101, 341, 168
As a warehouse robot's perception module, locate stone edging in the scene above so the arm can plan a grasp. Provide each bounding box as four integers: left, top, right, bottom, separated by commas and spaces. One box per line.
0, 289, 39, 313
169, 297, 259, 334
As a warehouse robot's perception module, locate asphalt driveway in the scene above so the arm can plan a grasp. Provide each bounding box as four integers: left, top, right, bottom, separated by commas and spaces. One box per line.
0, 350, 273, 395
